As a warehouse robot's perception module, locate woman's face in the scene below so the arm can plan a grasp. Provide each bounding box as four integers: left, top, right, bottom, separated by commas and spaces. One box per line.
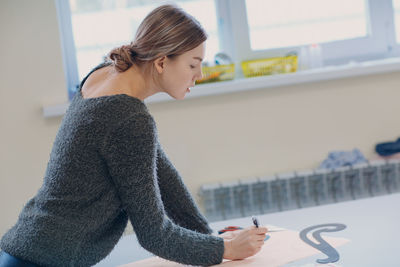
156, 42, 205, 100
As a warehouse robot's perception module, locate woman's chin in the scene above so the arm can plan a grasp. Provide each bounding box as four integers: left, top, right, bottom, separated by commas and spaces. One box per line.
169, 93, 185, 100
165, 87, 191, 100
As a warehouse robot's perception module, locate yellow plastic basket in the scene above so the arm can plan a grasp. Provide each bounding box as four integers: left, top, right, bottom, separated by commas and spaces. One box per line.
196, 64, 235, 84
241, 55, 298, 78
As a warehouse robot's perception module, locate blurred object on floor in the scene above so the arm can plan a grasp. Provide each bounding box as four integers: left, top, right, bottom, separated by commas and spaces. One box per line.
375, 137, 400, 156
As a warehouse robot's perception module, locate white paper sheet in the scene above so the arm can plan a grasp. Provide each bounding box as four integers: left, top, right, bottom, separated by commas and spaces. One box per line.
120, 229, 350, 267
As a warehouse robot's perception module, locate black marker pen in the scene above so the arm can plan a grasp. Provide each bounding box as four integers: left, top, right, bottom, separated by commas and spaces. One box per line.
252, 216, 259, 228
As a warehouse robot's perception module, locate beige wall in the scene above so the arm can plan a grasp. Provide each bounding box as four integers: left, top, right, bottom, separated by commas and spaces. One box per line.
1, 0, 400, 237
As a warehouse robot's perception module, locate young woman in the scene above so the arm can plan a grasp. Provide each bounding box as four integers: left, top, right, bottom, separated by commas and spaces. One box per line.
0, 4, 267, 267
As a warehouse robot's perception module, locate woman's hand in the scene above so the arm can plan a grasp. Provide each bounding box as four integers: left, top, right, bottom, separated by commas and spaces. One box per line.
219, 229, 244, 240
223, 226, 268, 261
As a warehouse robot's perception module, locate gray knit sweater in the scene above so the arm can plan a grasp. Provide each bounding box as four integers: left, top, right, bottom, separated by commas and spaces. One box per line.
0, 65, 224, 266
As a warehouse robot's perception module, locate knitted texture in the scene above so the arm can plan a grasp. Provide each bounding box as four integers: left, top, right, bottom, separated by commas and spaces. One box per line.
0, 66, 224, 267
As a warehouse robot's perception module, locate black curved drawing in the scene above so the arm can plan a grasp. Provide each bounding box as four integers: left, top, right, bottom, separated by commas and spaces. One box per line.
299, 223, 347, 264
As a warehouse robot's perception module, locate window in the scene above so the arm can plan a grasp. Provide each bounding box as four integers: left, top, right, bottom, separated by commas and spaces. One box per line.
232, 0, 399, 67
68, 0, 218, 80
56, 0, 400, 100
56, 0, 219, 98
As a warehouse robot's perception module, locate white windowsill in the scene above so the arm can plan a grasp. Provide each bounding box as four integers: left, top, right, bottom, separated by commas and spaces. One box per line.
42, 57, 400, 118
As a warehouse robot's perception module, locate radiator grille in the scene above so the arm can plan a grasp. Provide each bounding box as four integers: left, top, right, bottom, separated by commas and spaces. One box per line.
199, 159, 400, 222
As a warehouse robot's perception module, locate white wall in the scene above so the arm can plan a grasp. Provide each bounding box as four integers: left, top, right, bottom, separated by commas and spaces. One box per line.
1, 0, 400, 237
0, 0, 67, 237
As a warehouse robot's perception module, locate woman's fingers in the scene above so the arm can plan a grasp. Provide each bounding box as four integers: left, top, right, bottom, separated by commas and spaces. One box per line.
256, 236, 266, 242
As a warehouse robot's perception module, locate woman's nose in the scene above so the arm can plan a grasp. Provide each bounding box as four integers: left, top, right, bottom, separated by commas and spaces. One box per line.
196, 68, 203, 80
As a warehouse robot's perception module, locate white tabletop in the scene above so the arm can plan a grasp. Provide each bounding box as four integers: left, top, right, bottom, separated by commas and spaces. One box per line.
96, 193, 400, 267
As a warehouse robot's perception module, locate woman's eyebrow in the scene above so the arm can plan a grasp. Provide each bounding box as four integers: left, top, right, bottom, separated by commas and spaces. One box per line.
193, 56, 203, 62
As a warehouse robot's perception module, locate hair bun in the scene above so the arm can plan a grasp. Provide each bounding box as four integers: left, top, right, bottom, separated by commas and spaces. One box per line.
107, 45, 135, 72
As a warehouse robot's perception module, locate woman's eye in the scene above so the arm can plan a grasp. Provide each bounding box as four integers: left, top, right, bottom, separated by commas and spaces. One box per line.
190, 65, 195, 69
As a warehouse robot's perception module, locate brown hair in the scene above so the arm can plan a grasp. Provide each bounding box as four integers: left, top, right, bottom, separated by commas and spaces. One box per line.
107, 4, 207, 73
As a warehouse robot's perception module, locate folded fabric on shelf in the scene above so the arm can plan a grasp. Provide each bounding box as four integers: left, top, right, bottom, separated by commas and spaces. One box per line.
318, 148, 367, 169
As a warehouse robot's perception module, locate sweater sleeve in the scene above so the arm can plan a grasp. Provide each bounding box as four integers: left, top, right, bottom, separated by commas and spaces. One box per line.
156, 143, 213, 235
103, 113, 224, 266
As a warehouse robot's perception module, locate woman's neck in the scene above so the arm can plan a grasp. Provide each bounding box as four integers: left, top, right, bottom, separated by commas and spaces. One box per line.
119, 66, 160, 101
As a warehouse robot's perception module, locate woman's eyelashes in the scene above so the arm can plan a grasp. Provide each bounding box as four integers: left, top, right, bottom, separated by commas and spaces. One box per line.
190, 62, 201, 69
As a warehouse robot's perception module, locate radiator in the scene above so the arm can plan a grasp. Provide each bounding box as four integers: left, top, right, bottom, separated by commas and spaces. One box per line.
198, 159, 400, 222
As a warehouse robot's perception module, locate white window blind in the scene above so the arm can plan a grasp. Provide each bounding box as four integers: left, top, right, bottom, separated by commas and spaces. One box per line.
245, 0, 368, 50
394, 0, 400, 42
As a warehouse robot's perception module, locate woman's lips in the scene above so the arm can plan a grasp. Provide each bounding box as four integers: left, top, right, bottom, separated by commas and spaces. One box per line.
186, 88, 191, 93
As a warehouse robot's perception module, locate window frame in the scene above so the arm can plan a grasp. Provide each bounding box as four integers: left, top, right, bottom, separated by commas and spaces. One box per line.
221, 0, 400, 71
55, 0, 80, 99
56, 0, 400, 100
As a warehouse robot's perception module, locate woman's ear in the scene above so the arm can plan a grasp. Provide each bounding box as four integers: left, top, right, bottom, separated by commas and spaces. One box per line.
154, 56, 167, 74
